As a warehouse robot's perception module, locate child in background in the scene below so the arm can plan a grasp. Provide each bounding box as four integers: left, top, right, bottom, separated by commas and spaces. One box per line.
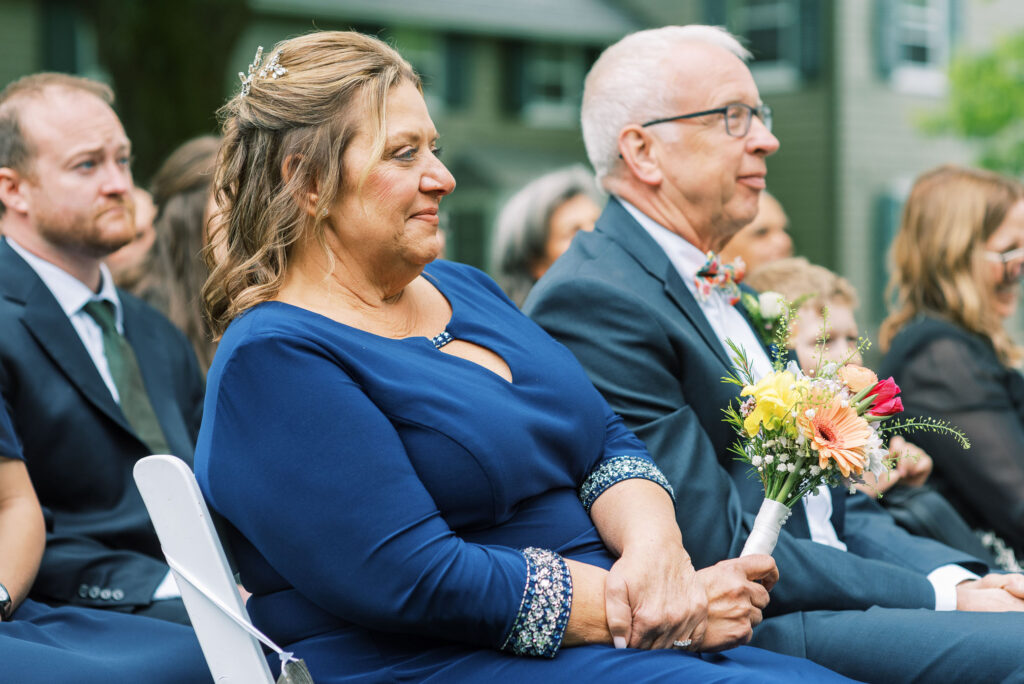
745, 257, 931, 495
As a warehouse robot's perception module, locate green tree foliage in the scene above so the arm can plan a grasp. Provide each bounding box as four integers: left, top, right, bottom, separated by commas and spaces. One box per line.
83, 0, 249, 184
922, 32, 1024, 176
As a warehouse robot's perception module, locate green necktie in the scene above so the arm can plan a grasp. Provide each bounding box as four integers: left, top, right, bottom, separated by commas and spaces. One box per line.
82, 300, 171, 455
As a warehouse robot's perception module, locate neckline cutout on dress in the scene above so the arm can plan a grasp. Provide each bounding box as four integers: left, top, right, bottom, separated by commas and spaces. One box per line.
432, 330, 454, 349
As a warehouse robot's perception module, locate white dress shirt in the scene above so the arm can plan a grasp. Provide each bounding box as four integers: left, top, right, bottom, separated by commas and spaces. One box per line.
618, 200, 977, 608
7, 237, 180, 601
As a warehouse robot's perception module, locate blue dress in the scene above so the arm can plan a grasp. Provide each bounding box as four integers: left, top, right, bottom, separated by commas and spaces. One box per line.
195, 260, 853, 683
0, 403, 210, 683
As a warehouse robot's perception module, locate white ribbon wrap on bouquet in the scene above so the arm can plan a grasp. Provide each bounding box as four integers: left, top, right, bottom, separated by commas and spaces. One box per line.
740, 499, 793, 557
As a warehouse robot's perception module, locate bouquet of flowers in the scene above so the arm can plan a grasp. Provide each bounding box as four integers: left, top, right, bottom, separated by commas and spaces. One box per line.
723, 297, 969, 557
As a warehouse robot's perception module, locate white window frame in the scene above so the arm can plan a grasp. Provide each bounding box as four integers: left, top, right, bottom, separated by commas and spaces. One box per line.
891, 0, 950, 96
733, 0, 802, 94
521, 44, 585, 128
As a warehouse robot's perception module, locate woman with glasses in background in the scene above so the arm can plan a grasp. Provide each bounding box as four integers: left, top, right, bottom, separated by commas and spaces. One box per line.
880, 165, 1024, 569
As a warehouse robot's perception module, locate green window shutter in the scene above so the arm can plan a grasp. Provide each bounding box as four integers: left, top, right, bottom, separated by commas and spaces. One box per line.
798, 0, 822, 80
948, 0, 963, 57
500, 40, 526, 117
873, 192, 904, 316
703, 0, 728, 26
444, 35, 471, 110
874, 0, 898, 79
42, 0, 80, 73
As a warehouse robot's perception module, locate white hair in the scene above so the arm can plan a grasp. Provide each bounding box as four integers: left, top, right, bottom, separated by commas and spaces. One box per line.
581, 25, 751, 182
490, 164, 603, 306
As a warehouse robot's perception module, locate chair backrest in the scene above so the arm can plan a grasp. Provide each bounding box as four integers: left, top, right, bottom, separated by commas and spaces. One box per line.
134, 454, 274, 683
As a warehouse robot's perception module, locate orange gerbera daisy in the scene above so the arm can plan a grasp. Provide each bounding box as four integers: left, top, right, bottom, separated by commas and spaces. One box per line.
797, 399, 872, 477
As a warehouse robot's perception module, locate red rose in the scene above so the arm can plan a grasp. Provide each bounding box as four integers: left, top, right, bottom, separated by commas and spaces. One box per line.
866, 377, 903, 417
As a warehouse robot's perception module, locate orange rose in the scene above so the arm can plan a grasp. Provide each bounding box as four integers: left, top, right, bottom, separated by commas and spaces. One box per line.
838, 365, 878, 394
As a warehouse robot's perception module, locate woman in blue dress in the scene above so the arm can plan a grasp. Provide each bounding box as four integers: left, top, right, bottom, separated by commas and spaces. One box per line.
195, 30, 855, 683
0, 404, 209, 682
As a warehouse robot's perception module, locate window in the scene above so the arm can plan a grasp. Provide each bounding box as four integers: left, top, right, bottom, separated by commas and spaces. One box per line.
732, 0, 802, 92
898, 0, 947, 66
391, 29, 447, 113
882, 0, 954, 95
521, 44, 588, 128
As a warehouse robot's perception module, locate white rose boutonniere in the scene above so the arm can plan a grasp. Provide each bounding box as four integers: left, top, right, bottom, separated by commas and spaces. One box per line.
740, 290, 796, 348
758, 292, 787, 320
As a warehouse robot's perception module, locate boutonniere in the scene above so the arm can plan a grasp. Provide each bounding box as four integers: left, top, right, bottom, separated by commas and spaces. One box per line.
740, 291, 793, 347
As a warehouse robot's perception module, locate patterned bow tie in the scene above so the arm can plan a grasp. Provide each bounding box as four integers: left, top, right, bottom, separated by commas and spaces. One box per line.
694, 252, 746, 305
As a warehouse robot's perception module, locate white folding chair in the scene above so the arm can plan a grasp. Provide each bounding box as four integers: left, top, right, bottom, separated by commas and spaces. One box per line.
134, 454, 275, 683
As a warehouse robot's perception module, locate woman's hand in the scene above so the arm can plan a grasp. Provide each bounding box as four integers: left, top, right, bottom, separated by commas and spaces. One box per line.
604, 539, 706, 650
692, 555, 777, 651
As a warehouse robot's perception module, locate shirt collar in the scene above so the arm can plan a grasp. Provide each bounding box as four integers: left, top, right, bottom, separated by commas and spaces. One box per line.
616, 198, 710, 283
6, 237, 123, 329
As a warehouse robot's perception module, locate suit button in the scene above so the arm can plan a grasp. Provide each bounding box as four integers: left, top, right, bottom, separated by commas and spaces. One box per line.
78, 584, 89, 598
88, 586, 101, 599
100, 588, 112, 600
112, 589, 124, 601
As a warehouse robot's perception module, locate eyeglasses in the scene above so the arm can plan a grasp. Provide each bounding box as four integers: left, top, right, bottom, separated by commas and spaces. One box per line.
641, 103, 773, 138
985, 247, 1024, 284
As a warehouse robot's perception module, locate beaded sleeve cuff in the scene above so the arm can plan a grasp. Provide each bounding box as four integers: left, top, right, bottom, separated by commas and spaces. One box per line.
500, 547, 572, 658
578, 455, 675, 512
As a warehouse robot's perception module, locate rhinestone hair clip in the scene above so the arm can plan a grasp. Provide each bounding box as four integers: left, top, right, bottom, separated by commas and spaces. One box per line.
238, 46, 287, 97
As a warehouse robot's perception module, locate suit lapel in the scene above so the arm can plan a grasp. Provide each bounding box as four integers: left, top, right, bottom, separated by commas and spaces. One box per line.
598, 200, 733, 370
0, 241, 136, 438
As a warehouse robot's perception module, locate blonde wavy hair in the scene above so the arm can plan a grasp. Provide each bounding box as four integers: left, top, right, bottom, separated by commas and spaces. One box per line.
880, 165, 1024, 367
203, 31, 418, 336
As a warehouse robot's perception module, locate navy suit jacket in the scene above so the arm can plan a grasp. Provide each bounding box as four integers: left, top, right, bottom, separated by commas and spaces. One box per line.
525, 199, 987, 616
0, 239, 204, 609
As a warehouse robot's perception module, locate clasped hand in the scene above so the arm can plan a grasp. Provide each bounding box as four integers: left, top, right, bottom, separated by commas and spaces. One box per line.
605, 543, 778, 652
956, 572, 1024, 611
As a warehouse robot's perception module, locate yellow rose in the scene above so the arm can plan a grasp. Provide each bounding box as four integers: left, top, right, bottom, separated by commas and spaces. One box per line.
740, 371, 809, 437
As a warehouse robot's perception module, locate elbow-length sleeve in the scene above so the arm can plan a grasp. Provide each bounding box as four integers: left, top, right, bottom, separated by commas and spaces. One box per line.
891, 334, 1024, 553
577, 402, 675, 512
201, 332, 571, 657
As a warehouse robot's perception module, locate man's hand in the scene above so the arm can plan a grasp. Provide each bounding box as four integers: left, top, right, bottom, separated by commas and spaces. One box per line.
956, 573, 1024, 611
692, 554, 778, 652
604, 541, 706, 650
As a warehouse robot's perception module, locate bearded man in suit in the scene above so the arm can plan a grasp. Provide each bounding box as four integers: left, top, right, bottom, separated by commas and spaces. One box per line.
525, 25, 1024, 682
0, 73, 203, 624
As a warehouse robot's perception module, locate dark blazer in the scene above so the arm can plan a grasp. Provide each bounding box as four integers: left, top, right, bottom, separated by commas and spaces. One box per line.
525, 199, 986, 616
0, 239, 204, 610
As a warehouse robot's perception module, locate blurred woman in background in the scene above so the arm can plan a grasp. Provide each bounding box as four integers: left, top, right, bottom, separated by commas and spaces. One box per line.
491, 165, 602, 306
104, 187, 157, 291
880, 165, 1024, 569
719, 191, 792, 274
139, 135, 221, 372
